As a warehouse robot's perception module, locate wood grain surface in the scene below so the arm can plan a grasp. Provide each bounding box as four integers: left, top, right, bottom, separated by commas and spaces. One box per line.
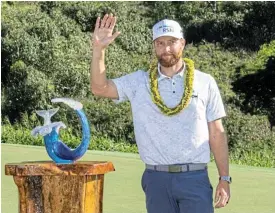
6, 161, 115, 213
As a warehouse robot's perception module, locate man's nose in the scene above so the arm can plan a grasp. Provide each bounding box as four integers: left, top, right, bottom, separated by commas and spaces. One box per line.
164, 44, 171, 52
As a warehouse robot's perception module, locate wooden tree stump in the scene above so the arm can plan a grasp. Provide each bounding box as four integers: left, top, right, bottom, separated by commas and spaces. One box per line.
5, 161, 115, 213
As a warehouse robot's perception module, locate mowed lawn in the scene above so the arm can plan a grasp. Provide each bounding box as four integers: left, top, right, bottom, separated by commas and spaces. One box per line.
1, 144, 275, 213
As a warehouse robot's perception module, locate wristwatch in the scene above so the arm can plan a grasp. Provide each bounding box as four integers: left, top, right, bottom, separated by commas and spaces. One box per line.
219, 176, 232, 184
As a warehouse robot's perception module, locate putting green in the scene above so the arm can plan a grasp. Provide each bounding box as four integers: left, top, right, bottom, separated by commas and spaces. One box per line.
1, 144, 275, 213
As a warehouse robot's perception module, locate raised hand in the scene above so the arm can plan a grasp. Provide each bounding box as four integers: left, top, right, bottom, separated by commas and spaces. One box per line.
92, 14, 121, 50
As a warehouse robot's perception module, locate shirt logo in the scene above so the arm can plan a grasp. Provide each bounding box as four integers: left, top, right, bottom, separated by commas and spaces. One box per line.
191, 90, 198, 98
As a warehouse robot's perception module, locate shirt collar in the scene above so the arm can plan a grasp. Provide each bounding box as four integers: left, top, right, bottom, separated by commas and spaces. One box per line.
157, 61, 186, 81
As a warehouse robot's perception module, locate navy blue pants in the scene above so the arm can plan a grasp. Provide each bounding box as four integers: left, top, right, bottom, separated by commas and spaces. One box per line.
141, 168, 214, 213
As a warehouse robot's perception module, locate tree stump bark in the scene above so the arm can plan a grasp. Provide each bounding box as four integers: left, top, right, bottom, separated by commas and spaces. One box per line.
5, 161, 115, 213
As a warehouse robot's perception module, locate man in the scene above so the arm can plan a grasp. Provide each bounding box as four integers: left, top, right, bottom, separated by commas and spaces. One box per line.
91, 13, 231, 213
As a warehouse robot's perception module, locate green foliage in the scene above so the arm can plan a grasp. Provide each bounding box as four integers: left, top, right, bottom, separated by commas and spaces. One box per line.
145, 2, 275, 50
232, 41, 275, 129
230, 149, 275, 168
257, 41, 275, 65
1, 2, 90, 122
184, 42, 249, 101
2, 118, 43, 146
84, 99, 135, 143
1, 121, 138, 153
224, 106, 275, 150
237, 40, 275, 76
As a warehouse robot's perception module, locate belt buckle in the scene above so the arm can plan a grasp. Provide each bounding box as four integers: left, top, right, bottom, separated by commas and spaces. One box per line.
168, 165, 181, 173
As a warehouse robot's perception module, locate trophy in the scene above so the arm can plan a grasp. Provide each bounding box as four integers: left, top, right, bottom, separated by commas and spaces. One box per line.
31, 98, 90, 164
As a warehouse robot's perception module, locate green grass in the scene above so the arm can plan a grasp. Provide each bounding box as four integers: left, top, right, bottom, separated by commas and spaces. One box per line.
1, 143, 275, 213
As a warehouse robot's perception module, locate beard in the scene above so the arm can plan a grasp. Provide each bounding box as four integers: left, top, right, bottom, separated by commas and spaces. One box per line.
156, 51, 182, 68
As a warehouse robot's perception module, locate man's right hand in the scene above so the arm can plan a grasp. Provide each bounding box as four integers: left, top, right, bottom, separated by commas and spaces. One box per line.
92, 14, 121, 50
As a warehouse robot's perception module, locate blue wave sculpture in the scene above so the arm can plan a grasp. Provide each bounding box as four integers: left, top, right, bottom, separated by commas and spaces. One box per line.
31, 98, 91, 164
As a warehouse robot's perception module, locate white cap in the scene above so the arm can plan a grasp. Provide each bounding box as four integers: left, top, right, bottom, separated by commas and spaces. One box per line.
152, 19, 184, 41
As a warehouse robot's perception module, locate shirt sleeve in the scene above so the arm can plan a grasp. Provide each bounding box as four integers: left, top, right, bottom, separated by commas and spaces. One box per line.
206, 76, 226, 122
111, 70, 143, 104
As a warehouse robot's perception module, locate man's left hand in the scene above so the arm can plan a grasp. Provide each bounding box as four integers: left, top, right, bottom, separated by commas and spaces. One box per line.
214, 181, 231, 208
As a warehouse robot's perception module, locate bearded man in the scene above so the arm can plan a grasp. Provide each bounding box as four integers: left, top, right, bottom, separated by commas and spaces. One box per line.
90, 14, 231, 213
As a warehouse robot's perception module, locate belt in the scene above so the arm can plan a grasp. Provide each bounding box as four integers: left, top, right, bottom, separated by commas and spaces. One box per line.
145, 163, 207, 173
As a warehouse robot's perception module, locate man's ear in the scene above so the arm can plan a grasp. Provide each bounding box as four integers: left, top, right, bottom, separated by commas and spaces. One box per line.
180, 38, 186, 46
151, 42, 156, 53
181, 38, 186, 49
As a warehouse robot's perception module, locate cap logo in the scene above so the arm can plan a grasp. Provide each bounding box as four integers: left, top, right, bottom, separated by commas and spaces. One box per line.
163, 26, 174, 33
158, 25, 174, 33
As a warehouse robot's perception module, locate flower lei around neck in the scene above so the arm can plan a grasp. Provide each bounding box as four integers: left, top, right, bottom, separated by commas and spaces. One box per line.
149, 58, 195, 116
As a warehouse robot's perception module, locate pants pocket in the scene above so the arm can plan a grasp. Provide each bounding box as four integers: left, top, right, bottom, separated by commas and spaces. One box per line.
141, 169, 147, 192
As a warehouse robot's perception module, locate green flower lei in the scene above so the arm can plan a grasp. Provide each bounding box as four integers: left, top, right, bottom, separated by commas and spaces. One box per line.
149, 58, 195, 116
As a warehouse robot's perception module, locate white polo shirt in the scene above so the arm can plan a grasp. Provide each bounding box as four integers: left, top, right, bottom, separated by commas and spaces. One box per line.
111, 63, 226, 165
